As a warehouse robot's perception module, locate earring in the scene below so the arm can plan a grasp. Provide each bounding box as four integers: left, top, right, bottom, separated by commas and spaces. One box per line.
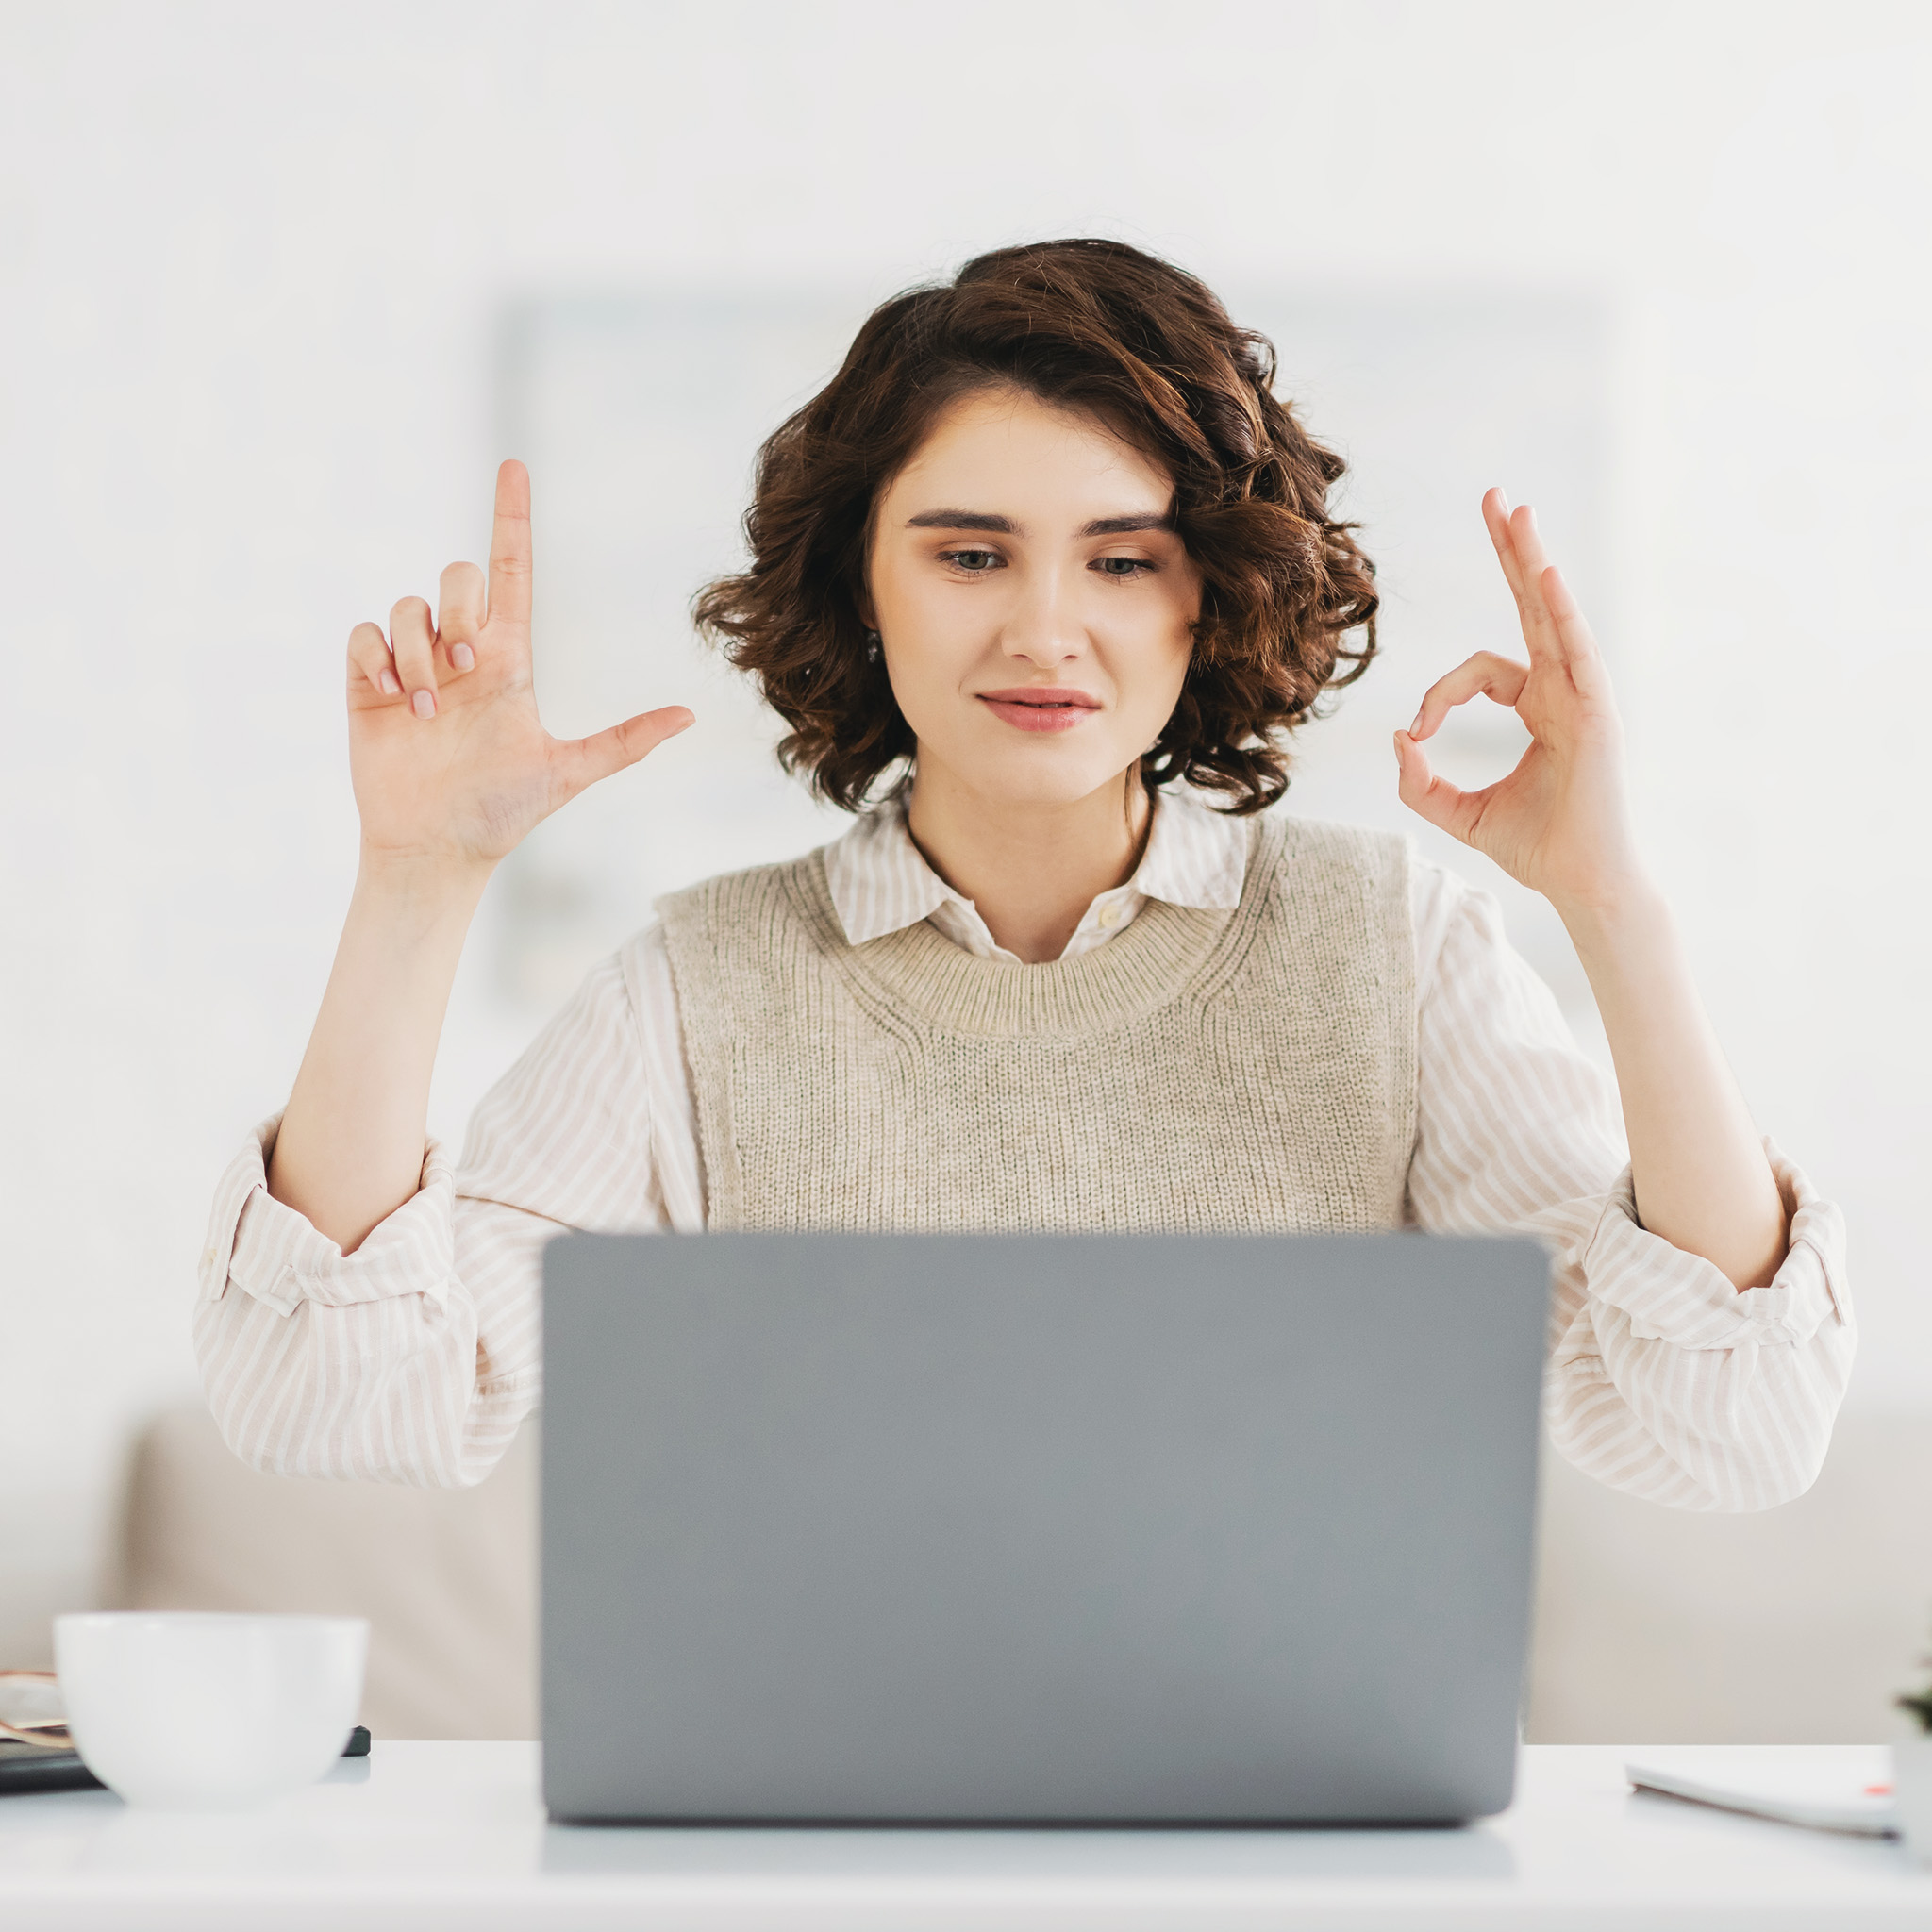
864, 629, 882, 661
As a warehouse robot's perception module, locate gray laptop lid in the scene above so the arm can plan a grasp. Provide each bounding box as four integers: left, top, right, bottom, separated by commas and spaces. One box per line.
541, 1231, 1547, 1825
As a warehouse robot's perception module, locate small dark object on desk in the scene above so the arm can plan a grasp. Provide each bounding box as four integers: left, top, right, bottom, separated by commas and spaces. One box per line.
0, 1725, 372, 1796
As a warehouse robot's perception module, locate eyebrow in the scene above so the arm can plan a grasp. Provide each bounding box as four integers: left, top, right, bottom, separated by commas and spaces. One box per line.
905, 509, 1018, 533
1079, 512, 1173, 536
903, 509, 1174, 536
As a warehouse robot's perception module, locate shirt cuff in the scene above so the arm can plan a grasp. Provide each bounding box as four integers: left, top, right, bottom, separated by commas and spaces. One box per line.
199, 1114, 458, 1316
1562, 1138, 1850, 1350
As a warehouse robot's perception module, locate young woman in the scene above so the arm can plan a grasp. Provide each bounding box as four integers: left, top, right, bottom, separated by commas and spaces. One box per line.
198, 240, 1850, 1510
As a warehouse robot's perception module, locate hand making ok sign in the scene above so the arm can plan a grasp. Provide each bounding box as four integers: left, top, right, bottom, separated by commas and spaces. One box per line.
1394, 490, 1645, 918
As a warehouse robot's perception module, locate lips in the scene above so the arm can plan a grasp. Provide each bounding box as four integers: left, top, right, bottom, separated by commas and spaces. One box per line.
976, 688, 1104, 735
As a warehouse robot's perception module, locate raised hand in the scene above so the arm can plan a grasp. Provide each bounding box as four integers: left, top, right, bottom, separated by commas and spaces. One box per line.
1393, 491, 1790, 1290
270, 462, 692, 1252
1393, 490, 1644, 916
344, 460, 691, 873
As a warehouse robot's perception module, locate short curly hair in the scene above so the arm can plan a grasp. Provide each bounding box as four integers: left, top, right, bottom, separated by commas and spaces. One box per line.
693, 239, 1377, 814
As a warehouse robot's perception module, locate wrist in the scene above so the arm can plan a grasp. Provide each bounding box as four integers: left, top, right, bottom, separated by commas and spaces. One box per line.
1551, 872, 1677, 983
354, 844, 495, 921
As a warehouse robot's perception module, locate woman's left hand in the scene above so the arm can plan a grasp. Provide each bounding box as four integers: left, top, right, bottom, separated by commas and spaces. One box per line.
1399, 492, 1790, 1291
1395, 491, 1647, 917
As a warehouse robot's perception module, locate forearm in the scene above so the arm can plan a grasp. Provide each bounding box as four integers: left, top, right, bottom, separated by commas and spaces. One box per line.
268, 851, 491, 1252
1558, 882, 1788, 1290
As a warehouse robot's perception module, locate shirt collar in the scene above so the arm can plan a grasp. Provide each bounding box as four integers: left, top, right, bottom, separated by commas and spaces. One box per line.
823, 788, 1247, 948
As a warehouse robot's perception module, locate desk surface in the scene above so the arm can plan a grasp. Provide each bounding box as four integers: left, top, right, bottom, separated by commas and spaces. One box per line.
0, 1742, 1926, 1929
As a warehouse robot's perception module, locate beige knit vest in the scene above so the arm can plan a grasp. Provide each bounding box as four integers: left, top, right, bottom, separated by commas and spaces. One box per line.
654, 815, 1417, 1234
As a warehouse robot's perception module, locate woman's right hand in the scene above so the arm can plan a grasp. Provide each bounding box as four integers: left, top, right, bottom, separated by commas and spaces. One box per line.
270, 460, 691, 1251
345, 459, 692, 874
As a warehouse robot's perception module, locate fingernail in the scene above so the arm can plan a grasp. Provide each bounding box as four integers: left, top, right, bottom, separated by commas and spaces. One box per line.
411, 689, 436, 719
451, 642, 475, 671
1409, 710, 1424, 735
379, 671, 400, 696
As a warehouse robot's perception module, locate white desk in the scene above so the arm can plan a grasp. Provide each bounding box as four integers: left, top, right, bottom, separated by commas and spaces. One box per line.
0, 1742, 1926, 1929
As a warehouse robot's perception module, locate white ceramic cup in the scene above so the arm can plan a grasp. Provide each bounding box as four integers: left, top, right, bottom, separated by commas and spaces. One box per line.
54, 1611, 368, 1810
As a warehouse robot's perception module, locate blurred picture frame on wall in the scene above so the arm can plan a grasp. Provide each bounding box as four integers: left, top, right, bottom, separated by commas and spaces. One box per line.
493, 289, 1612, 1045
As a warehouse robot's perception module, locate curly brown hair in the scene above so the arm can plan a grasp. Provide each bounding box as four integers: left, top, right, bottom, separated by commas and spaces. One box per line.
693, 239, 1378, 814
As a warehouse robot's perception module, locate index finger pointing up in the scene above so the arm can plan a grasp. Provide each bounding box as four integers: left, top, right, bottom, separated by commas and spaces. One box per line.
488, 459, 534, 628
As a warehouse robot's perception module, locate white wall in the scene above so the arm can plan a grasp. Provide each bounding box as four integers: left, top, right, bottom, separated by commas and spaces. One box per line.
3, 0, 1930, 1659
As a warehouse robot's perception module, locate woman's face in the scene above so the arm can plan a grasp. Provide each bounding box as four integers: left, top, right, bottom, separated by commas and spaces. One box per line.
865, 388, 1201, 810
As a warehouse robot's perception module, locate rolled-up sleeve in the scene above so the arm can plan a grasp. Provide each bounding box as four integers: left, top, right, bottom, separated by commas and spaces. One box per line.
1406, 863, 1855, 1511
193, 948, 666, 1487
1532, 1142, 1851, 1509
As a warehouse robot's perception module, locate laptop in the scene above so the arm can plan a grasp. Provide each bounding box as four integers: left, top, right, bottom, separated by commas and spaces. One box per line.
540, 1230, 1547, 1825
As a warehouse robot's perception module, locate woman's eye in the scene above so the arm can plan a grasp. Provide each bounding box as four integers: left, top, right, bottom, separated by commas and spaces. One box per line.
1093, 556, 1153, 577
942, 549, 1001, 574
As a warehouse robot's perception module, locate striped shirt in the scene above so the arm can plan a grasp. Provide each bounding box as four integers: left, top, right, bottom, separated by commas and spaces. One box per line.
196, 792, 1853, 1509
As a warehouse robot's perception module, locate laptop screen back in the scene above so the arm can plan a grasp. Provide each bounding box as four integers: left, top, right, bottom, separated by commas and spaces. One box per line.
541, 1230, 1547, 1824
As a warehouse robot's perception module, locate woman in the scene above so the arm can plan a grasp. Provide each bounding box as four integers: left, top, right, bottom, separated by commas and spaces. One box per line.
199, 240, 1850, 1509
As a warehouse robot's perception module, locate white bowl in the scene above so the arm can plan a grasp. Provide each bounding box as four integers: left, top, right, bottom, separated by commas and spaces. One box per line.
54, 1611, 368, 1810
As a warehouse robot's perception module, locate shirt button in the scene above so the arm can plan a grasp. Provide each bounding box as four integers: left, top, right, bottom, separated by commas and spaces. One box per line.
1098, 903, 1122, 929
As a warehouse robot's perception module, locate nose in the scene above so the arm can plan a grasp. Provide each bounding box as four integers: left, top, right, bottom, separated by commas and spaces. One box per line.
999, 563, 1084, 670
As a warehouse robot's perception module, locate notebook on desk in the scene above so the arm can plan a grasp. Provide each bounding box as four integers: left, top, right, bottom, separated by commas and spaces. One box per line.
539, 1229, 1549, 1826
1627, 1751, 1899, 1837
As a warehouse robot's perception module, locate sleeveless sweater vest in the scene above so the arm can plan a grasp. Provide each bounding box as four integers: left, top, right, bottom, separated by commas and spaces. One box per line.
653, 815, 1417, 1234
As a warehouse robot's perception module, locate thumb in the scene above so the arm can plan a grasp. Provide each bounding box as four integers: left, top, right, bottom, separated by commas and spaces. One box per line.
559, 705, 694, 801
1394, 729, 1484, 844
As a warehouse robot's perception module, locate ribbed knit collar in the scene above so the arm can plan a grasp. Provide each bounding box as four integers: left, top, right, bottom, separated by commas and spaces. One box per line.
823, 787, 1248, 963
